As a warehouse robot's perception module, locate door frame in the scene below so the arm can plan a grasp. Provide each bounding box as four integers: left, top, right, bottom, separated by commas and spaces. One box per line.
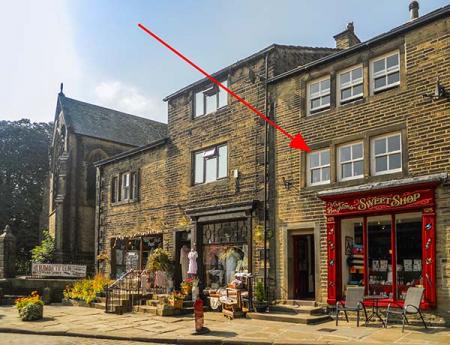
283, 222, 321, 301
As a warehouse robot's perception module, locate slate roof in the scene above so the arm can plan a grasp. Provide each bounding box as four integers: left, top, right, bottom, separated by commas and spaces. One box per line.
57, 94, 167, 147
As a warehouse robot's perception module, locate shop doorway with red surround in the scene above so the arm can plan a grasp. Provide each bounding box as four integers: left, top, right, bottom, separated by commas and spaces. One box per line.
319, 181, 439, 309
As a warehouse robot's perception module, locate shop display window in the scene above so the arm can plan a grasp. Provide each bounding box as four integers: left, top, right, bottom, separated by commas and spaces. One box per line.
341, 218, 364, 294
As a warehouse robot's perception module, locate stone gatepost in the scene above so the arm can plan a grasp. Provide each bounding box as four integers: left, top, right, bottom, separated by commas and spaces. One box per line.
0, 225, 16, 278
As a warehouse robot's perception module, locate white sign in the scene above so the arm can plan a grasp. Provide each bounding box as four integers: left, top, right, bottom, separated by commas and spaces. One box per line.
32, 263, 87, 278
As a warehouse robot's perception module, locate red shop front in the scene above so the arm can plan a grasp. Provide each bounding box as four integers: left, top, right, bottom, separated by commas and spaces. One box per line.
319, 181, 438, 309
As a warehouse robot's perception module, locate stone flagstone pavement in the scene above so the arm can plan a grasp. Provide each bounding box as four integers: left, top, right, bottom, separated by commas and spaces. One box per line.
0, 305, 449, 344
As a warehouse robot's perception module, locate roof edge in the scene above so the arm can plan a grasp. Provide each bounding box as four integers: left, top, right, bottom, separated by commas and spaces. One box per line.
95, 137, 168, 167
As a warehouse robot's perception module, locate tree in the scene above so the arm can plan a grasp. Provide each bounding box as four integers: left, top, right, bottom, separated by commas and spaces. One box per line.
0, 119, 52, 273
31, 229, 55, 263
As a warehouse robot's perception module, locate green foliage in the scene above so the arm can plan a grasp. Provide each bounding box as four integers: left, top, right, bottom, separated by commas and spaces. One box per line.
19, 303, 43, 321
0, 119, 52, 273
63, 274, 111, 304
31, 230, 55, 263
254, 281, 266, 302
15, 291, 44, 312
146, 248, 174, 275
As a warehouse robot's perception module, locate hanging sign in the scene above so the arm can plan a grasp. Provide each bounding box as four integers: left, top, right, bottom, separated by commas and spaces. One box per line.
324, 189, 434, 216
32, 263, 86, 278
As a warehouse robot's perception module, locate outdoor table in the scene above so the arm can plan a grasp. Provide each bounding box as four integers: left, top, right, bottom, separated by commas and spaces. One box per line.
364, 295, 386, 326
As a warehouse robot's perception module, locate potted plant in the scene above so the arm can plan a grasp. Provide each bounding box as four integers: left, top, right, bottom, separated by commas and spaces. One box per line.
168, 291, 185, 310
15, 291, 44, 321
253, 281, 267, 313
180, 277, 193, 295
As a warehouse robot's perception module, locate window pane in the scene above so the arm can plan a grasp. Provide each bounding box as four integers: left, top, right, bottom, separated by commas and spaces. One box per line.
195, 153, 204, 183
321, 167, 330, 181
341, 88, 352, 100
374, 138, 386, 154
352, 67, 362, 80
342, 163, 352, 178
388, 135, 400, 152
218, 80, 228, 108
310, 82, 320, 95
375, 76, 386, 89
375, 156, 387, 172
353, 143, 363, 159
353, 84, 363, 96
389, 153, 401, 170
218, 145, 228, 178
309, 152, 320, 168
321, 78, 330, 91
195, 92, 204, 117
340, 218, 364, 295
340, 146, 351, 162
396, 214, 422, 300
321, 150, 330, 165
386, 53, 399, 69
311, 98, 320, 110
354, 160, 363, 176
321, 95, 330, 106
373, 59, 385, 73
311, 169, 321, 184
205, 157, 217, 182
387, 72, 400, 85
340, 71, 351, 86
206, 93, 217, 114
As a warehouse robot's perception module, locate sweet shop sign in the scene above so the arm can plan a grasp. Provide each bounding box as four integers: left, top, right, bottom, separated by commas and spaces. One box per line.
325, 189, 434, 215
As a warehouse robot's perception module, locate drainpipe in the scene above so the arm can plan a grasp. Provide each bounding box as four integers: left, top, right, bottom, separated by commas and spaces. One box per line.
263, 52, 269, 305
95, 166, 102, 273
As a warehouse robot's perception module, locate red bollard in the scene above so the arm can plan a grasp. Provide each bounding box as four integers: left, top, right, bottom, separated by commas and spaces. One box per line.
193, 296, 209, 335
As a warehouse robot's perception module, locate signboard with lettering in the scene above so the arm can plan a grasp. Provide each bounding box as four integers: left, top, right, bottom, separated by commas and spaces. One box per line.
32, 263, 87, 278
323, 189, 434, 216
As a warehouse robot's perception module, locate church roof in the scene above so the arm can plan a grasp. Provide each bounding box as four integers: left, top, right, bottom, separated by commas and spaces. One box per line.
57, 94, 167, 147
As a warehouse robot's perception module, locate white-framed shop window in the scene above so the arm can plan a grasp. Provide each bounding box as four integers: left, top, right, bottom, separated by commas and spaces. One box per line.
371, 133, 402, 175
307, 149, 330, 186
371, 51, 400, 94
338, 141, 364, 181
307, 76, 331, 114
338, 65, 363, 103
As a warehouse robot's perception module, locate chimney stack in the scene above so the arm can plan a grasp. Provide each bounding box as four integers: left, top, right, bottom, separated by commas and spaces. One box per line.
333, 22, 361, 50
409, 1, 419, 21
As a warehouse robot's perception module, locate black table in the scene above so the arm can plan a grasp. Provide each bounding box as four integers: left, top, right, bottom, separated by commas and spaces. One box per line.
364, 295, 386, 326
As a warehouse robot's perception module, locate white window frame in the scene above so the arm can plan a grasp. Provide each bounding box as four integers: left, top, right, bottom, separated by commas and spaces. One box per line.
337, 64, 364, 104
307, 149, 330, 186
193, 144, 228, 184
307, 76, 331, 115
121, 172, 131, 201
194, 79, 228, 117
337, 141, 364, 181
370, 50, 400, 94
371, 132, 402, 176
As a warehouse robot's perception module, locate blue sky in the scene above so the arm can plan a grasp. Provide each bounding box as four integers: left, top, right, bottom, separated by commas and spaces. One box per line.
0, 0, 448, 123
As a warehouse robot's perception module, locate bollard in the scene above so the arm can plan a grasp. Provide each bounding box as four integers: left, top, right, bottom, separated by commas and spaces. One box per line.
193, 296, 209, 335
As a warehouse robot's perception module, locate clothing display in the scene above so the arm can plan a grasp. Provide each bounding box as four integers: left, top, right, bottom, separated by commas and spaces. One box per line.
188, 249, 198, 275
180, 245, 190, 280
225, 249, 240, 283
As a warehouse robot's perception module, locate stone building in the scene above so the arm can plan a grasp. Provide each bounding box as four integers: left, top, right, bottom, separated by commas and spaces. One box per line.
95, 44, 337, 288
268, 4, 450, 320
48, 89, 167, 270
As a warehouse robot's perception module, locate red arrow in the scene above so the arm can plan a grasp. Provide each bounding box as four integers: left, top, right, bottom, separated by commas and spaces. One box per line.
138, 23, 310, 152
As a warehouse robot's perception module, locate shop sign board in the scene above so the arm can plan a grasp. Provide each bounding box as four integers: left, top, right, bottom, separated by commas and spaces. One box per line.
32, 263, 87, 278
324, 189, 434, 216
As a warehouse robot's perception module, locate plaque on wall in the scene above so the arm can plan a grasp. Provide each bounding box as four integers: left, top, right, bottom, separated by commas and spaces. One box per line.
125, 251, 139, 271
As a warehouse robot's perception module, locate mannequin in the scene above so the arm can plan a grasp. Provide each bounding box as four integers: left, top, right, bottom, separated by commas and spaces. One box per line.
188, 245, 198, 276
225, 247, 241, 283
180, 244, 190, 280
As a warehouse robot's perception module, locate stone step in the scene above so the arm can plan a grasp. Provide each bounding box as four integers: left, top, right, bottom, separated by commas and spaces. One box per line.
92, 302, 106, 310
248, 311, 331, 325
96, 297, 106, 303
270, 304, 324, 316
277, 299, 317, 307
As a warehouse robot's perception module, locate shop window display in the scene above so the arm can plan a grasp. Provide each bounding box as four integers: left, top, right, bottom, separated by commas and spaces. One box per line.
341, 218, 364, 294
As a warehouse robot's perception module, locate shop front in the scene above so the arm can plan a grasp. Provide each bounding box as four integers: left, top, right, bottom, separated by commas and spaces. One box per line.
318, 178, 441, 309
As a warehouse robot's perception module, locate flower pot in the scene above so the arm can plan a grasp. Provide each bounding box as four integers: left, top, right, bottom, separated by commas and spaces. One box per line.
19, 303, 43, 321
169, 299, 184, 310
254, 302, 267, 313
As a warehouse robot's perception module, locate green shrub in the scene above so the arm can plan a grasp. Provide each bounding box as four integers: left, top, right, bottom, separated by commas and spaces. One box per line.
146, 248, 174, 274
31, 230, 55, 263
20, 303, 43, 321
254, 281, 266, 302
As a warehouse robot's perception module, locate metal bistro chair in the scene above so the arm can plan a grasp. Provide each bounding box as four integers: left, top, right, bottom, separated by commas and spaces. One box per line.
385, 287, 427, 332
336, 286, 368, 327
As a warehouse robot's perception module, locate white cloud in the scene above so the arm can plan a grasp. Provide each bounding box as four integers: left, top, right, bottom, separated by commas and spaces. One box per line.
94, 81, 166, 123
0, 0, 83, 122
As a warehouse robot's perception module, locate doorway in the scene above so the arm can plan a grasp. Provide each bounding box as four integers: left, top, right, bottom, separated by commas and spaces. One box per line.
292, 234, 315, 299
174, 230, 191, 289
